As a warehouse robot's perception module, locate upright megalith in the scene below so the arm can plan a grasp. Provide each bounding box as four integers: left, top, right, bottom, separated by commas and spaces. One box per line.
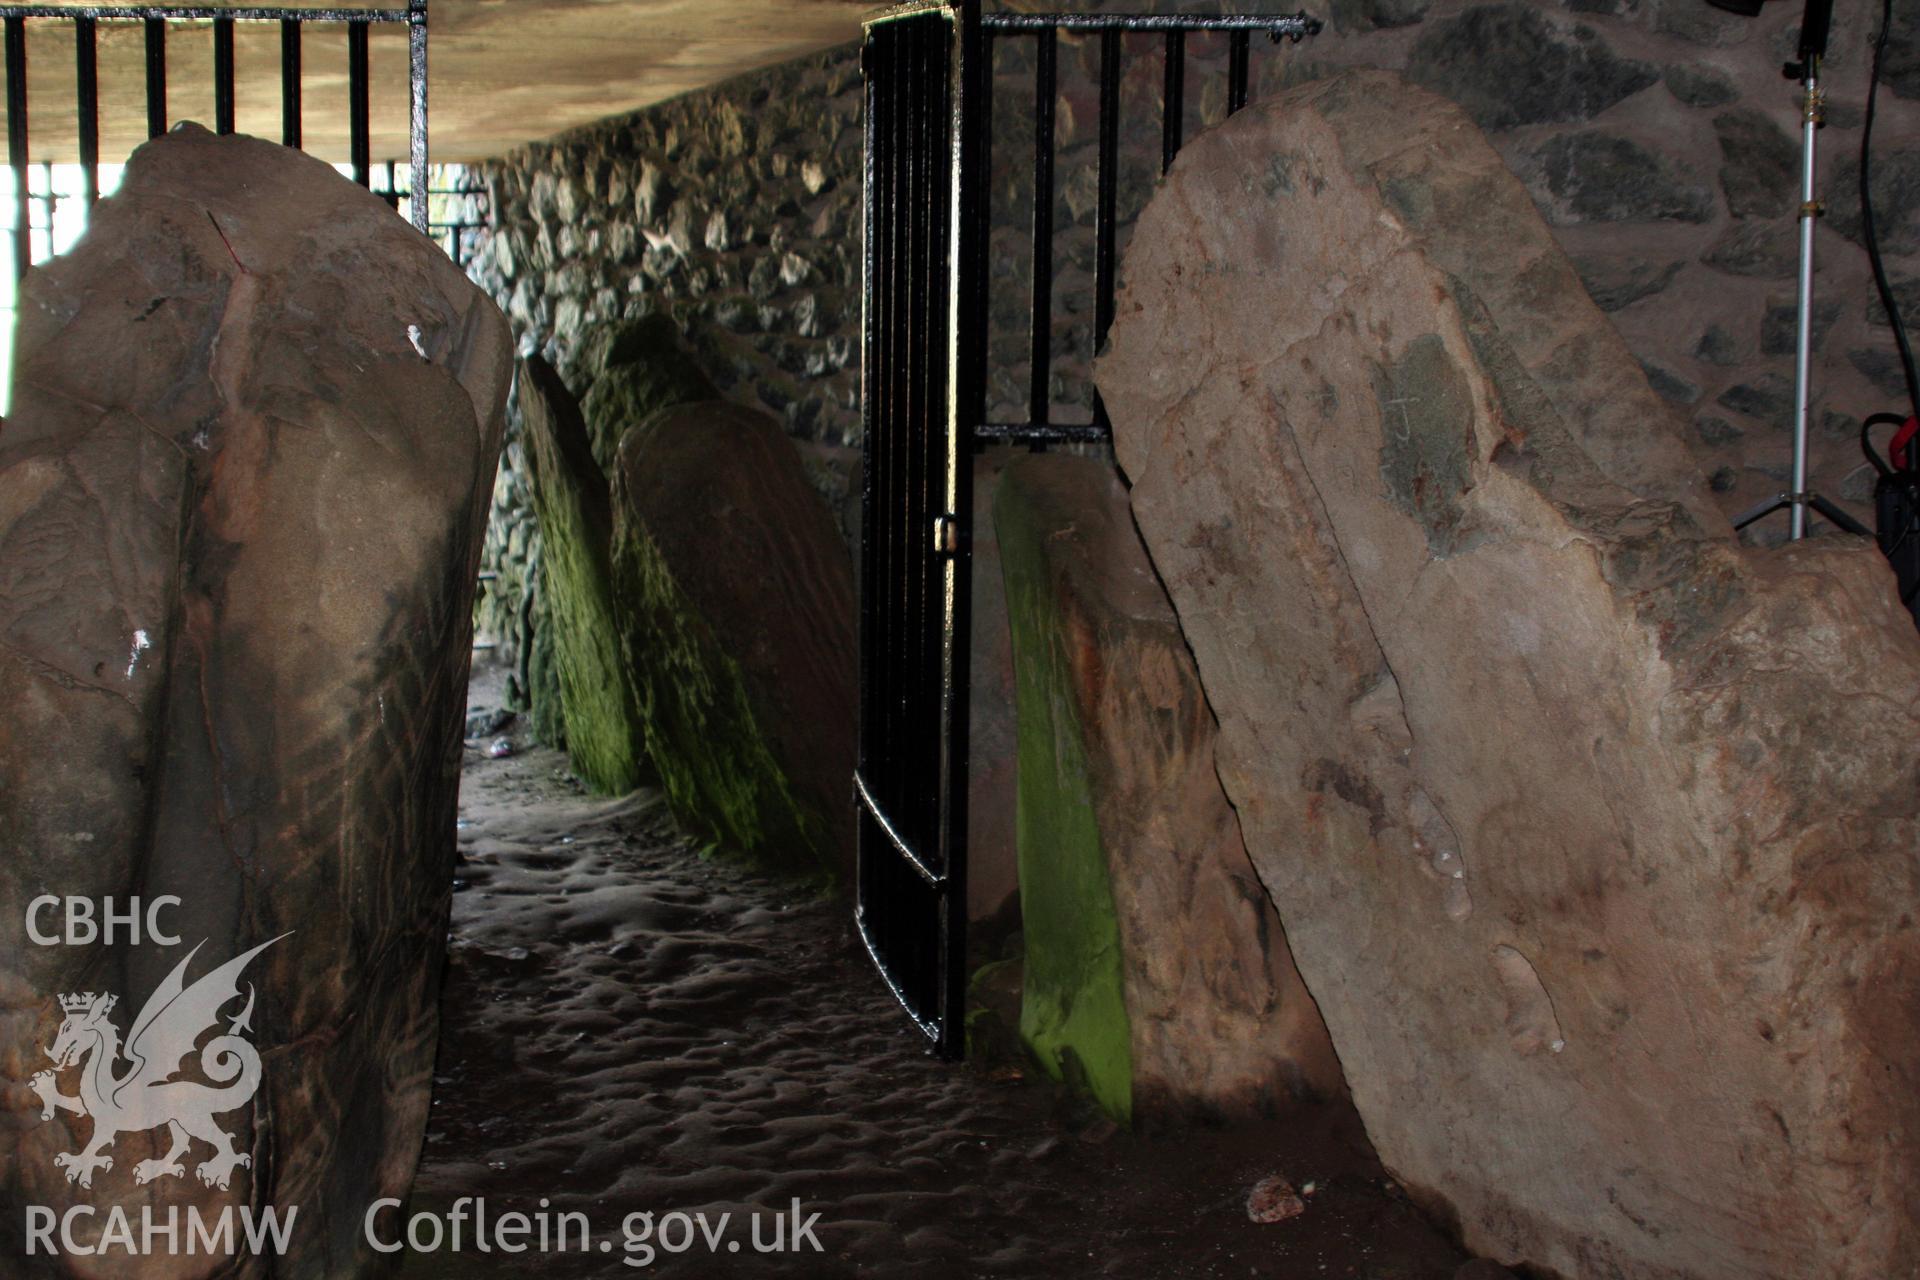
1098, 70, 1920, 1279
0, 126, 510, 1276
995, 455, 1344, 1124
610, 401, 856, 880
517, 355, 650, 794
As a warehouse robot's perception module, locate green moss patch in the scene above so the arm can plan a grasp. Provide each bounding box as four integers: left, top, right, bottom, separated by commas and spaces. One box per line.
609, 511, 836, 883
995, 471, 1134, 1125
518, 357, 649, 794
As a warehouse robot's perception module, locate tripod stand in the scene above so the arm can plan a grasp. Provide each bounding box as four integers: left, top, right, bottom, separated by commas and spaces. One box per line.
1726, 0, 1872, 539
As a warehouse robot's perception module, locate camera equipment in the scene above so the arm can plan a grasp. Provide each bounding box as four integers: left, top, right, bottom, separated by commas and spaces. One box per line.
1715, 0, 1873, 539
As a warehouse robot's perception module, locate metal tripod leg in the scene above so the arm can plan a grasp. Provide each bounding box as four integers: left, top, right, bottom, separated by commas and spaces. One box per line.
1733, 490, 1873, 537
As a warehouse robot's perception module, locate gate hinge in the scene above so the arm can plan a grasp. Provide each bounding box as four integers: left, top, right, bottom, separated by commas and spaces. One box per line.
933, 513, 961, 556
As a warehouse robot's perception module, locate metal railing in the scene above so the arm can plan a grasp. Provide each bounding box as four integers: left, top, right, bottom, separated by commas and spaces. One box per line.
0, 0, 429, 283
974, 8, 1318, 445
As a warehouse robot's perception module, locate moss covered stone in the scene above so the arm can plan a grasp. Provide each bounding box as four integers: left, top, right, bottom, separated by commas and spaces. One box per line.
518, 356, 649, 794
525, 579, 566, 750
610, 400, 856, 881
577, 315, 721, 477
992, 454, 1342, 1125
994, 463, 1134, 1125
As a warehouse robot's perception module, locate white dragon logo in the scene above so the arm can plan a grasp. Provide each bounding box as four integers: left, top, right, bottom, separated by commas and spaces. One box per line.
29, 935, 287, 1191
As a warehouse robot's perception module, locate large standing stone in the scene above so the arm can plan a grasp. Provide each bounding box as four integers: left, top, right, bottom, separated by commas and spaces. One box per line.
1098, 71, 1920, 1279
610, 402, 855, 880
996, 455, 1343, 1124
967, 448, 1022, 925
0, 126, 510, 1276
518, 356, 649, 794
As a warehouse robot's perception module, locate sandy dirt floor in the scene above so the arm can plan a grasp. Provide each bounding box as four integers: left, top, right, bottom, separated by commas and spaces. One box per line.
399, 666, 1473, 1279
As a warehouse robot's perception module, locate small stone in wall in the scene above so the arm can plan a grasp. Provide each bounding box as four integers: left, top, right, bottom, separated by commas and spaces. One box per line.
1638, 359, 1700, 405
1760, 297, 1841, 355
1820, 409, 1862, 440
1405, 4, 1658, 131
1702, 220, 1799, 278
1328, 0, 1433, 32
793, 292, 821, 338
1851, 346, 1911, 398
749, 255, 779, 300
1664, 62, 1739, 108
704, 208, 733, 252
633, 160, 670, 223
1885, 1, 1920, 99
1695, 324, 1742, 366
1652, 0, 1752, 46
1717, 374, 1795, 430
1713, 108, 1798, 219
1694, 414, 1744, 446
1529, 131, 1713, 224
1827, 149, 1920, 255
1569, 253, 1682, 311
1866, 274, 1919, 330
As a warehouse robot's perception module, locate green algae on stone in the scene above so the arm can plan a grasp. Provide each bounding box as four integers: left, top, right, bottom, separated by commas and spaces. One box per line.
609, 400, 857, 884
994, 471, 1134, 1126
610, 521, 831, 877
518, 356, 650, 794
525, 580, 567, 750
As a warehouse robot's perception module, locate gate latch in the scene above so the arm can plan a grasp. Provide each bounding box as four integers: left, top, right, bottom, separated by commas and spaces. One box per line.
933, 513, 961, 556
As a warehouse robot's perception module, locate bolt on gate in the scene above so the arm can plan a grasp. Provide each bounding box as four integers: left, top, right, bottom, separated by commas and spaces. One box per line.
857, 1, 1319, 1056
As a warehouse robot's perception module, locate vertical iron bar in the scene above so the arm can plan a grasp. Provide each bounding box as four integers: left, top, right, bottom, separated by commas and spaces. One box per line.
74, 18, 97, 208
1094, 29, 1119, 361
6, 16, 27, 282
973, 24, 992, 448
1227, 30, 1249, 114
864, 27, 879, 790
1028, 26, 1054, 430
144, 17, 165, 138
940, 0, 981, 1060
1161, 29, 1183, 174
883, 20, 905, 839
348, 20, 370, 187
280, 20, 301, 148
213, 17, 235, 135
903, 14, 925, 853
408, 0, 428, 232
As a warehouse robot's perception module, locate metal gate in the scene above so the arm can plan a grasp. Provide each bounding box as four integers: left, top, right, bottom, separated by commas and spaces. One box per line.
856, 0, 984, 1059
857, 2, 1317, 1056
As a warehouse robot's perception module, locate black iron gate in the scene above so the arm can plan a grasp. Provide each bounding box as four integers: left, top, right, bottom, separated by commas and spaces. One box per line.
856, 0, 984, 1059
857, 2, 1317, 1056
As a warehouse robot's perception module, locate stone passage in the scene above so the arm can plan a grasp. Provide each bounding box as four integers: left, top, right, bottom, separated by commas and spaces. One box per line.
1099, 70, 1920, 1280
994, 454, 1344, 1125
0, 126, 510, 1274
